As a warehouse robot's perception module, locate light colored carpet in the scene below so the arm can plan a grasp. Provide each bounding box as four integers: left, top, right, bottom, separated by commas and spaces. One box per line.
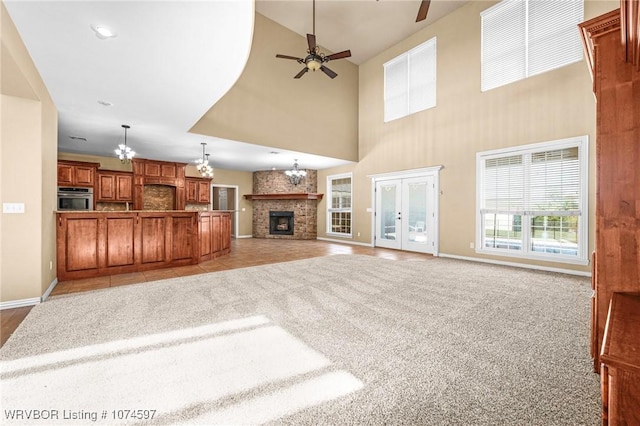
0, 255, 599, 425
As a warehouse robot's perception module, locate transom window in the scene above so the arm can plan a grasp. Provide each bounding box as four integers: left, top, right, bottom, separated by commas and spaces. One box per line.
476, 136, 588, 264
327, 174, 352, 236
481, 0, 584, 91
384, 37, 436, 122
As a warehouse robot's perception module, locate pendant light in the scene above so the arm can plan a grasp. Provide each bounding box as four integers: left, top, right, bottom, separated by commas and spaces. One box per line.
114, 124, 135, 163
196, 142, 214, 178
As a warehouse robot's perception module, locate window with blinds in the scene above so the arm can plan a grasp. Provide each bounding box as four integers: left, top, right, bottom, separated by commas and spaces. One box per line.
384, 37, 436, 122
481, 0, 583, 92
327, 174, 353, 236
476, 136, 588, 263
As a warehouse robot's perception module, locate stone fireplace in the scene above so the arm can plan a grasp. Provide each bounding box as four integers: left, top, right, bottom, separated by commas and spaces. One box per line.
245, 170, 321, 240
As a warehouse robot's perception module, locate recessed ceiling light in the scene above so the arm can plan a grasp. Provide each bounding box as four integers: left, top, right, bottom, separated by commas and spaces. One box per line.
97, 100, 113, 106
91, 24, 117, 39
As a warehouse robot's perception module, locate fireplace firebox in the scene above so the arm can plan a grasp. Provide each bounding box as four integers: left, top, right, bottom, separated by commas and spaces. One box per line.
269, 211, 294, 235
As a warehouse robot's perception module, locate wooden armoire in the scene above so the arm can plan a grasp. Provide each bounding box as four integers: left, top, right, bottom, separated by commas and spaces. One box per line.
579, 2, 640, 424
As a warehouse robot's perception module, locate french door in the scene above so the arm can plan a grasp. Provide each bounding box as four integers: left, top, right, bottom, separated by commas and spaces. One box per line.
374, 175, 436, 254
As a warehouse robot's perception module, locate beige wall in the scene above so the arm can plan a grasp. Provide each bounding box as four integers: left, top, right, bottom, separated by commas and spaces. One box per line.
1, 2, 57, 303
58, 152, 255, 238
318, 0, 618, 274
191, 13, 359, 162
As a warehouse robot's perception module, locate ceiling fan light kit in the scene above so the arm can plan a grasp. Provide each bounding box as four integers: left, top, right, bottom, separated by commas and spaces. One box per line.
276, 0, 351, 79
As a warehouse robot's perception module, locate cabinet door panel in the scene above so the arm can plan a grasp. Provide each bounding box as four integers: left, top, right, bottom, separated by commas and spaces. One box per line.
116, 175, 133, 201
172, 217, 193, 260
144, 163, 161, 177
65, 218, 99, 271
74, 166, 94, 186
186, 180, 198, 203
198, 181, 210, 203
58, 164, 74, 185
98, 174, 115, 201
105, 217, 135, 267
222, 214, 231, 250
200, 216, 212, 257
212, 215, 221, 253
161, 164, 177, 178
140, 217, 166, 263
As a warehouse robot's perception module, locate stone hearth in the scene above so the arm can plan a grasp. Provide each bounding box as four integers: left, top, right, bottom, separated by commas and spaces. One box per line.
249, 170, 319, 240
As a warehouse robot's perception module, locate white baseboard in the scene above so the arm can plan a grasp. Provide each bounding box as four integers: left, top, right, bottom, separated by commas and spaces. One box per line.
0, 297, 40, 310
438, 253, 592, 277
41, 278, 58, 302
0, 277, 59, 310
317, 237, 373, 247
236, 235, 253, 239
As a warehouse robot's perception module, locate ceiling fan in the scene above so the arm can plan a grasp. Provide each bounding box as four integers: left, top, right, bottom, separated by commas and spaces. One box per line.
416, 0, 431, 22
275, 0, 352, 79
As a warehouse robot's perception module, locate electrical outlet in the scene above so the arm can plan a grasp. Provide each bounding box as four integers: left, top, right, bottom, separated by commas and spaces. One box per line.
49, 261, 53, 270
469, 242, 475, 249
357, 232, 361, 237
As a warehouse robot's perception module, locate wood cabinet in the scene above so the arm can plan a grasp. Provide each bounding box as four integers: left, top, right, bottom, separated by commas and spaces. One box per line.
579, 9, 640, 373
600, 293, 640, 426
57, 211, 229, 280
57, 160, 99, 187
96, 171, 133, 202
186, 177, 211, 204
198, 211, 231, 262
132, 159, 187, 210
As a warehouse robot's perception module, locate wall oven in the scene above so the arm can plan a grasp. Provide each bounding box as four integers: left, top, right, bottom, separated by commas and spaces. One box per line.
57, 187, 93, 211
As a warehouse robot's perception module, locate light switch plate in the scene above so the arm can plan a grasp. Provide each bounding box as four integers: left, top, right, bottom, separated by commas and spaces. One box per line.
3, 203, 25, 214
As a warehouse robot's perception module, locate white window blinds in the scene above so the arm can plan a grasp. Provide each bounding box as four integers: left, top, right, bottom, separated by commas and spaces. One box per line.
529, 147, 580, 215
481, 0, 584, 92
384, 37, 436, 122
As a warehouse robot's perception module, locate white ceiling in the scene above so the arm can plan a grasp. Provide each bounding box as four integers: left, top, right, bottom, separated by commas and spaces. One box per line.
5, 0, 466, 172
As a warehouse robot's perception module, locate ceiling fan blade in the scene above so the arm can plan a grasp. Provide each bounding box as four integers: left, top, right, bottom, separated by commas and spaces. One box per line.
326, 50, 352, 61
276, 54, 303, 61
307, 33, 316, 52
294, 68, 309, 79
416, 0, 431, 22
320, 65, 337, 79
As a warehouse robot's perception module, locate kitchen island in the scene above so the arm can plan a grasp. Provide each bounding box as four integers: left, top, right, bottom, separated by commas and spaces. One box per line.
56, 210, 231, 280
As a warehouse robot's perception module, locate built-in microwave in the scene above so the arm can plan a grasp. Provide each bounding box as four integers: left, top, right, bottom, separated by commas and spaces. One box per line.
57, 187, 93, 211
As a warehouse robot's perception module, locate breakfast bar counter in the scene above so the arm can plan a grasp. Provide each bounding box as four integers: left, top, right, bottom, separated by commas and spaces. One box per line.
56, 210, 231, 280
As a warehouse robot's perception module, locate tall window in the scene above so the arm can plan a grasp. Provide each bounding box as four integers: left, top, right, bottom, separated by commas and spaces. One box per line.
481, 0, 583, 92
327, 174, 352, 236
476, 136, 588, 264
384, 37, 436, 122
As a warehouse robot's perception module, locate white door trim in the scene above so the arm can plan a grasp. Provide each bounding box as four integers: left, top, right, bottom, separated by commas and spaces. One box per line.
211, 184, 239, 238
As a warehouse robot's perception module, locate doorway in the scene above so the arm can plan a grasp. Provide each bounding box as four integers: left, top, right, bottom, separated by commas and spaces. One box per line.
370, 167, 441, 254
211, 185, 239, 238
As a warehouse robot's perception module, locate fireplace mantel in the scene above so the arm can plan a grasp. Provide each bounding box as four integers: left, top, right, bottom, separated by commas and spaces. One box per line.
244, 193, 324, 201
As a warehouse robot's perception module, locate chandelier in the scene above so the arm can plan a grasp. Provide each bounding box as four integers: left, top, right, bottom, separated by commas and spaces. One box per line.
114, 124, 135, 163
285, 159, 307, 186
196, 142, 214, 178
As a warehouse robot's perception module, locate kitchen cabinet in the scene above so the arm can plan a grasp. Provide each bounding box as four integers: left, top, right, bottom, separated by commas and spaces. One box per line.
57, 211, 230, 280
96, 171, 133, 202
57, 160, 100, 187
186, 177, 211, 204
198, 211, 231, 262
131, 158, 187, 210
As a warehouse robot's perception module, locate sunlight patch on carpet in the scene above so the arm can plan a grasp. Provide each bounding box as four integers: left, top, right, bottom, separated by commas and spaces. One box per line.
1, 315, 362, 424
